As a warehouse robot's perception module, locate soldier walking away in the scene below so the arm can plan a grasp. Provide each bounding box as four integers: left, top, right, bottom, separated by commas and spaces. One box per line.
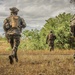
46, 31, 56, 51
3, 7, 26, 64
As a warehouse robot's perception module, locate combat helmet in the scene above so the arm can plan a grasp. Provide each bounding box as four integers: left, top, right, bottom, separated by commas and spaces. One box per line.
10, 7, 19, 13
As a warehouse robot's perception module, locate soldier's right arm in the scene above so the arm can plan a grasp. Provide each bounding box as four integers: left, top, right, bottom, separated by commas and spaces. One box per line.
3, 18, 8, 32
3, 18, 10, 32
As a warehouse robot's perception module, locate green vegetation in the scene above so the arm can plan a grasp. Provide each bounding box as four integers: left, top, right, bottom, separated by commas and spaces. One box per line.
19, 12, 75, 50
0, 36, 6, 41
1, 12, 74, 50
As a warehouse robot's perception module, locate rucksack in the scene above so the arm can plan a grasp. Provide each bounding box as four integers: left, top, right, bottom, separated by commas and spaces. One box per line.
9, 15, 21, 28
6, 15, 22, 35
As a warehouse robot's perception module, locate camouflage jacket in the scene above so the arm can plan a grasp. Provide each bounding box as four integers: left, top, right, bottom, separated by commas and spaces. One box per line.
3, 15, 26, 35
46, 33, 56, 44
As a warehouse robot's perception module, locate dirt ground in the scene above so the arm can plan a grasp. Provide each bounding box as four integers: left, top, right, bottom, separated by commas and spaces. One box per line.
0, 41, 75, 75
0, 50, 75, 75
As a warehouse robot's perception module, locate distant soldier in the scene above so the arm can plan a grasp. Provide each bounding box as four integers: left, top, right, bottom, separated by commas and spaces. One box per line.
70, 14, 75, 37
46, 31, 56, 51
3, 7, 26, 64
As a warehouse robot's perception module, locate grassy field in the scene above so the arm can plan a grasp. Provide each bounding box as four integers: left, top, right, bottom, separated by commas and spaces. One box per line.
0, 41, 75, 75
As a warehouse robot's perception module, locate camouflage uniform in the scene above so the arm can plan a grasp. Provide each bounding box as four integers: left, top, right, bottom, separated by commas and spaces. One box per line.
46, 31, 56, 51
3, 7, 26, 64
70, 14, 75, 37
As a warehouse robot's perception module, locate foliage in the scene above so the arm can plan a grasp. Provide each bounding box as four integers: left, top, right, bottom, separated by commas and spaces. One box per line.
0, 35, 6, 41
20, 12, 75, 50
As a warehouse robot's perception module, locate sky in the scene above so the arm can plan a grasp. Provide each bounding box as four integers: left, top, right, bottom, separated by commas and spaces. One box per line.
0, 0, 75, 35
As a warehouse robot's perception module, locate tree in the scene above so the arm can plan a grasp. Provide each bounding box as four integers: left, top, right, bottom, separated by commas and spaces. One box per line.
22, 13, 74, 50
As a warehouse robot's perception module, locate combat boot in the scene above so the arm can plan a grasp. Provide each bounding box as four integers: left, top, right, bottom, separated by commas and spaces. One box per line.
9, 55, 14, 64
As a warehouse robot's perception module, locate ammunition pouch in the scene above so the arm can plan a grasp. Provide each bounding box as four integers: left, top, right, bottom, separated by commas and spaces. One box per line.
5, 23, 11, 31
6, 28, 21, 36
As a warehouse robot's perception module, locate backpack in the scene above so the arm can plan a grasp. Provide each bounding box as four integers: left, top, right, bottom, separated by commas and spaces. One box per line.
6, 15, 22, 35
9, 15, 21, 28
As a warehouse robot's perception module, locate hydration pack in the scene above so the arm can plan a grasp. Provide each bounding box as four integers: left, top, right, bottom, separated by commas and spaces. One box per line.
9, 15, 21, 28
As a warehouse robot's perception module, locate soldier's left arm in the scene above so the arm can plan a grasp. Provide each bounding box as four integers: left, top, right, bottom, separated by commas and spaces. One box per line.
21, 18, 26, 28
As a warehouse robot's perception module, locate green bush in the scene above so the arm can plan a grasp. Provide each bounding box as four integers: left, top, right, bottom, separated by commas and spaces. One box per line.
21, 12, 74, 50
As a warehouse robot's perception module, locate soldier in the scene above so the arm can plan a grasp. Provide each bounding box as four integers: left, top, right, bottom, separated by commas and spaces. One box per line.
70, 14, 75, 37
46, 31, 56, 51
3, 7, 26, 64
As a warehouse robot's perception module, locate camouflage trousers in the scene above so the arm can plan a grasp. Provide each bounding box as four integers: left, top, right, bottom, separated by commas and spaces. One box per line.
7, 34, 20, 62
49, 41, 54, 51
